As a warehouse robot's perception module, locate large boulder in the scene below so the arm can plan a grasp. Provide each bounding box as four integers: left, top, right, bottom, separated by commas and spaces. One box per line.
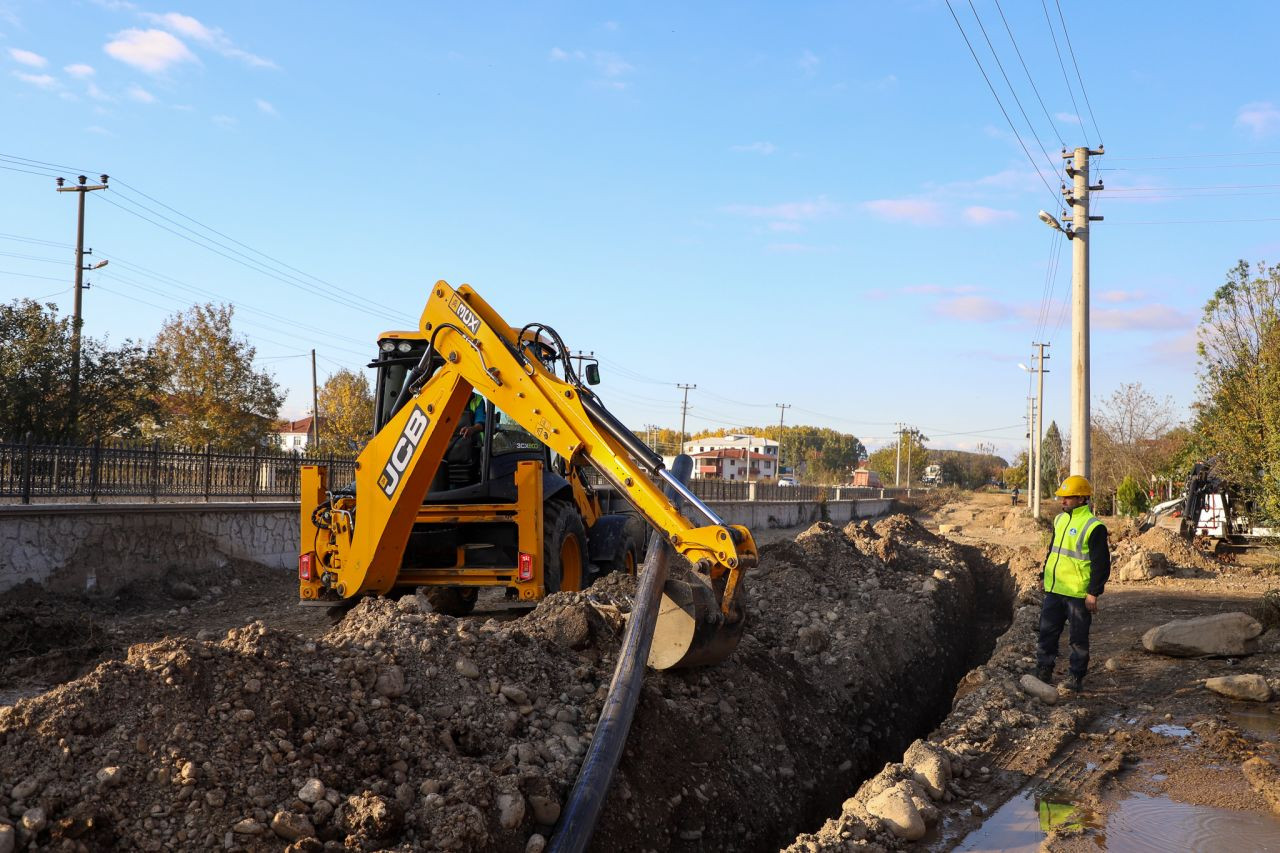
1117, 550, 1169, 582
866, 783, 925, 841
1205, 674, 1272, 702
1142, 612, 1263, 657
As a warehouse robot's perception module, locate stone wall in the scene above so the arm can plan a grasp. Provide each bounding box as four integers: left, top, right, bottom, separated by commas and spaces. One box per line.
0, 498, 897, 595
0, 503, 297, 595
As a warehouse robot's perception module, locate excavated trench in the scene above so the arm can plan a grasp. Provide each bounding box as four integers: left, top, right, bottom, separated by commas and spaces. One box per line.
0, 516, 1020, 852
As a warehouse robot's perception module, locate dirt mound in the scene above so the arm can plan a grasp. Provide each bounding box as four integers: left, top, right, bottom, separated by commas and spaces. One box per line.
0, 515, 1013, 852
1112, 526, 1220, 575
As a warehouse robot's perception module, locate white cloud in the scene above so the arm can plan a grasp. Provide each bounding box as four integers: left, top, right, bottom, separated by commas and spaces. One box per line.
1093, 304, 1193, 331
127, 84, 155, 103
86, 125, 114, 136
13, 71, 57, 88
862, 198, 944, 225
211, 114, 236, 127
730, 142, 776, 155
798, 50, 819, 74
1055, 111, 1081, 124
932, 296, 1011, 323
86, 82, 114, 102
1236, 101, 1280, 137
1099, 289, 1148, 304
721, 197, 844, 221
962, 205, 1018, 225
64, 63, 96, 77
255, 98, 277, 116
104, 28, 197, 73
9, 48, 47, 68
549, 47, 631, 88
767, 243, 816, 253
601, 21, 619, 31
143, 11, 276, 68
903, 284, 980, 295
768, 221, 803, 233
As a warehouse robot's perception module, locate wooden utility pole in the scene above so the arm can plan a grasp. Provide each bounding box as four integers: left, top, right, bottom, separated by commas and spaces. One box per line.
311, 349, 320, 450
677, 384, 696, 448
55, 173, 109, 435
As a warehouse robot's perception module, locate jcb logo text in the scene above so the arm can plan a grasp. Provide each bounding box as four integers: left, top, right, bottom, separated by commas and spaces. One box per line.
378, 406, 430, 497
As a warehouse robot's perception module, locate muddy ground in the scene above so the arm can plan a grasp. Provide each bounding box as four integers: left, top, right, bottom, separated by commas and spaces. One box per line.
1, 492, 1278, 852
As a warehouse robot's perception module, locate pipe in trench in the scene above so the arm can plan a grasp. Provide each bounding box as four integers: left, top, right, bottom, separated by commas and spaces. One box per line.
549, 454, 693, 853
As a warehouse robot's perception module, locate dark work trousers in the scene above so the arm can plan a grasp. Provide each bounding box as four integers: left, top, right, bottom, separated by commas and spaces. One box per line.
1037, 591, 1093, 677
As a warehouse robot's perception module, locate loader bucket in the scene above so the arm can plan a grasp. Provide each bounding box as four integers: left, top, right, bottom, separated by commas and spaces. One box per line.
647, 576, 746, 669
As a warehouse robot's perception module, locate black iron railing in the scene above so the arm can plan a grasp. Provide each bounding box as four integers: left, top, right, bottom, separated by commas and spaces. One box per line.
0, 433, 356, 504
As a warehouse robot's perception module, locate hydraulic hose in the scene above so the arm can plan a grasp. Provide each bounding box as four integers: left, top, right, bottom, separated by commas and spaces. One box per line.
548, 454, 693, 853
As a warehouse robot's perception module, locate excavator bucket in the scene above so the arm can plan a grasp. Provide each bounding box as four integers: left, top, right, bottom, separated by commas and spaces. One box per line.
647, 575, 747, 669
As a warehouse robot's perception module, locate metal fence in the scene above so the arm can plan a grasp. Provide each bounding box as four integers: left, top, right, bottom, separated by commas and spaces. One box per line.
0, 434, 356, 504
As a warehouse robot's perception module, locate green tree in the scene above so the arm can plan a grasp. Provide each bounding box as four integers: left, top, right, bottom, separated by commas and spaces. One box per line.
1193, 260, 1280, 523
1005, 451, 1029, 491
317, 368, 373, 452
0, 298, 160, 439
867, 431, 925, 486
151, 303, 284, 449
1039, 421, 1065, 497
1116, 476, 1149, 517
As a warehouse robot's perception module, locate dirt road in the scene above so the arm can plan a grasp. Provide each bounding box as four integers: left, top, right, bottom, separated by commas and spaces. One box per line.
924, 491, 1280, 852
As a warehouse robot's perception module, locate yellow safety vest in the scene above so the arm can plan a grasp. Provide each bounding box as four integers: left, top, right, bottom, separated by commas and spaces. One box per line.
1044, 506, 1102, 598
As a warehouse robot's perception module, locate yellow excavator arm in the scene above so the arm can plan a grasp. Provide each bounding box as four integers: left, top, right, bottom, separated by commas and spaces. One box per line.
302, 281, 755, 625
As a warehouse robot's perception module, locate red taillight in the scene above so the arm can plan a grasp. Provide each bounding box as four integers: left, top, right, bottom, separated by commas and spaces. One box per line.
518, 552, 534, 581
299, 552, 315, 581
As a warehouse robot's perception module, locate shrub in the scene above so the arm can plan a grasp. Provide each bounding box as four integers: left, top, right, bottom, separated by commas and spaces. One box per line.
1116, 476, 1149, 517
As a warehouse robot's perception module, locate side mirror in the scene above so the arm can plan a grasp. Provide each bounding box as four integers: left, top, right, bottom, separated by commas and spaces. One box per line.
585, 363, 601, 385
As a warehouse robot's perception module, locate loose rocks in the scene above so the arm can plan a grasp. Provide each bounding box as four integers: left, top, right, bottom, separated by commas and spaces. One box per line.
1019, 673, 1060, 705
1142, 612, 1263, 656
1205, 674, 1273, 702
1117, 550, 1169, 582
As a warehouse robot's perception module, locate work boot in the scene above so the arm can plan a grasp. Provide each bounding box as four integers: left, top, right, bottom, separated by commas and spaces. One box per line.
1067, 674, 1085, 692
1035, 666, 1053, 684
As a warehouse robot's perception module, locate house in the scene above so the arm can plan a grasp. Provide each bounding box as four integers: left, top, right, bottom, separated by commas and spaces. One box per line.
273, 416, 316, 451
683, 434, 780, 481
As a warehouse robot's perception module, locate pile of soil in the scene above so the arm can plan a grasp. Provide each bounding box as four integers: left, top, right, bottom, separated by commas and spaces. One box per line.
1112, 526, 1220, 576
0, 515, 1014, 852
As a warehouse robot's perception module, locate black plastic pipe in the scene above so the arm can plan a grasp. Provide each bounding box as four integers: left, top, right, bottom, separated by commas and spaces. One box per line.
548, 454, 693, 853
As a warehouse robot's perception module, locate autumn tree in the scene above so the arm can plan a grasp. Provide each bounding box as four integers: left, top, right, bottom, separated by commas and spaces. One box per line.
1091, 382, 1182, 509
317, 368, 373, 452
1193, 259, 1280, 522
150, 303, 284, 449
868, 430, 926, 486
0, 298, 160, 439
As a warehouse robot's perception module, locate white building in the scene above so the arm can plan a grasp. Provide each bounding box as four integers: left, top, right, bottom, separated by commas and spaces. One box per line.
683, 434, 780, 481
273, 416, 315, 451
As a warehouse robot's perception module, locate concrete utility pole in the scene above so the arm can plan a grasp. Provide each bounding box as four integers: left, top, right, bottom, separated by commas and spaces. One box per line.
1026, 399, 1035, 511
1032, 342, 1050, 518
1065, 146, 1104, 480
311, 349, 320, 451
55, 173, 109, 435
776, 403, 791, 477
905, 428, 914, 486
676, 384, 696, 449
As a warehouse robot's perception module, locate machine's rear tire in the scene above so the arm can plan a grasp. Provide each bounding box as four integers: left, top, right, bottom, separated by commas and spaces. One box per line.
426, 586, 479, 616
543, 501, 587, 594
597, 540, 640, 577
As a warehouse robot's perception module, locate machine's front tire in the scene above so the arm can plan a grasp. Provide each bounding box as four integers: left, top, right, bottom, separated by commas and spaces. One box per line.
543, 501, 587, 594
426, 586, 479, 616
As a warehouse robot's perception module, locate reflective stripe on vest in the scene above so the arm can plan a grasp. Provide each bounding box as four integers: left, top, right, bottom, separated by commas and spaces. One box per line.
1045, 507, 1100, 598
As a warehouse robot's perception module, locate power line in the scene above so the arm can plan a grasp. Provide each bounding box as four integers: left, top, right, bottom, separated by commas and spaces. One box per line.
992, 0, 1064, 147
943, 0, 1061, 206
1110, 216, 1280, 225
1102, 162, 1280, 172
965, 0, 1060, 176
1053, 0, 1103, 145
1039, 0, 1085, 141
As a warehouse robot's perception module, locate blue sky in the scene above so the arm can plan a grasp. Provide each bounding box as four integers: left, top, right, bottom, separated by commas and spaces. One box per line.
2, 1, 1278, 461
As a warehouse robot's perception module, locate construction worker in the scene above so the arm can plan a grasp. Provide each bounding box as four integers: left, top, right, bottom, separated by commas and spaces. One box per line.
1036, 475, 1111, 692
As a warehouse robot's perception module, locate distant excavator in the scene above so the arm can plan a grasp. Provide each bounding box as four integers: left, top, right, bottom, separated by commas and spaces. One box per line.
297, 281, 756, 668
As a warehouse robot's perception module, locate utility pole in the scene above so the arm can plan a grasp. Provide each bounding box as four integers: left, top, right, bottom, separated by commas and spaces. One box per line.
776, 403, 791, 478
1032, 342, 1050, 518
677, 384, 696, 449
311, 349, 320, 451
55, 173, 109, 436
1064, 145, 1104, 480
895, 423, 903, 487
569, 350, 597, 378
905, 428, 914, 486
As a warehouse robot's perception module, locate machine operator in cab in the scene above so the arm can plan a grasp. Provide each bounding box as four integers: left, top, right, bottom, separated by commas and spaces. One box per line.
1035, 475, 1111, 693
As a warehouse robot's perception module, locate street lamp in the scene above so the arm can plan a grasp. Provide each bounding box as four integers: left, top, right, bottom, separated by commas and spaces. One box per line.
1037, 209, 1074, 239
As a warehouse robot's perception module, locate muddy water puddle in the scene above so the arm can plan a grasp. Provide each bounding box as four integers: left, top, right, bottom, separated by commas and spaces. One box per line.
959, 789, 1280, 851
1227, 706, 1280, 740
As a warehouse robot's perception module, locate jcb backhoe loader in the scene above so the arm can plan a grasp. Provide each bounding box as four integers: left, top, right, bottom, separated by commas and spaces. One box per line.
298, 281, 756, 668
